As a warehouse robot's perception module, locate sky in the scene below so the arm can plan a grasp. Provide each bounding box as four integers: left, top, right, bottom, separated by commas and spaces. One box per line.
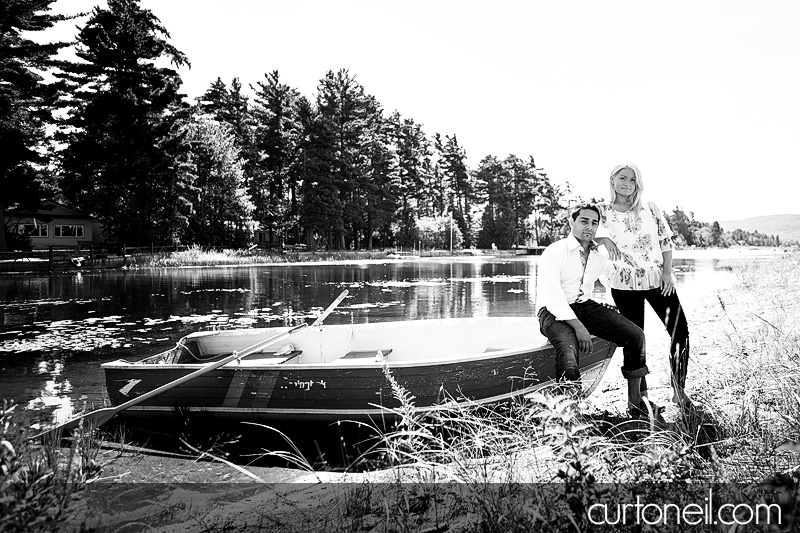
42, 0, 800, 222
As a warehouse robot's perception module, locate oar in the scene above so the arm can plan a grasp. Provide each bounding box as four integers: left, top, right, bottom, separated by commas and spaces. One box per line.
32, 289, 348, 440
311, 289, 348, 327
279, 288, 349, 364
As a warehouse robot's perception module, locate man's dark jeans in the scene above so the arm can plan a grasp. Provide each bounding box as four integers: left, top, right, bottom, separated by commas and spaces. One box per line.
538, 300, 649, 383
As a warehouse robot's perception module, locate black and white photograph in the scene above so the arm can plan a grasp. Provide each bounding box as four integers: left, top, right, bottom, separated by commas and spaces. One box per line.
2, 1, 799, 531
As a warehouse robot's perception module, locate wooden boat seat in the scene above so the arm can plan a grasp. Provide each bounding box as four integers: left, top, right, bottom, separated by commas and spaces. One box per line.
183, 350, 304, 365
247, 350, 302, 363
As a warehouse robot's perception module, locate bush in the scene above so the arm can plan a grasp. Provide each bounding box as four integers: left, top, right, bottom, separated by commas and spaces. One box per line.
0, 400, 101, 533
3, 231, 32, 251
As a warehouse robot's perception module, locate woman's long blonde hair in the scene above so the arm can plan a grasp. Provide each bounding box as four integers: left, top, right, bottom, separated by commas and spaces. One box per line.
609, 163, 644, 212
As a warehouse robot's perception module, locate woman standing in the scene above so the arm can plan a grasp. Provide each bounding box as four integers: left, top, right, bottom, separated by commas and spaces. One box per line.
596, 163, 692, 409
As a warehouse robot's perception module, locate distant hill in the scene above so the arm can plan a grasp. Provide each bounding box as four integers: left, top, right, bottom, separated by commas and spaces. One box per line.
718, 214, 800, 243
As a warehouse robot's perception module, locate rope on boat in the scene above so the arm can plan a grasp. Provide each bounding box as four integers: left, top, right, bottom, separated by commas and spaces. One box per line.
177, 338, 219, 363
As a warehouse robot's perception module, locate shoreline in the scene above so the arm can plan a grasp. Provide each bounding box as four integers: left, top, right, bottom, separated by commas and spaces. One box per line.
0, 245, 791, 274
672, 245, 789, 260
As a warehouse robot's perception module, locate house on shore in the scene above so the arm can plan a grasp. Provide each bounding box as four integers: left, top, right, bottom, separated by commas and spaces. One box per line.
5, 200, 104, 250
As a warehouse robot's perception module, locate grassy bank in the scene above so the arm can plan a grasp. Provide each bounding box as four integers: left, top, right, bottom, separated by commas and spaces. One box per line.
126, 246, 524, 268
703, 252, 800, 480
0, 402, 101, 533
7, 253, 800, 531
126, 246, 395, 268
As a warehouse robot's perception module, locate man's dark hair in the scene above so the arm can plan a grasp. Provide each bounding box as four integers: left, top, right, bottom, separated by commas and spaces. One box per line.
570, 203, 601, 221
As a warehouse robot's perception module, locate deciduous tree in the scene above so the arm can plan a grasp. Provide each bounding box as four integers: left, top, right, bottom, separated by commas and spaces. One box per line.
172, 115, 253, 246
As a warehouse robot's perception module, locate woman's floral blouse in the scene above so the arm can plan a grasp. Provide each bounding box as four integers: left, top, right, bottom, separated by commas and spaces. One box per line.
597, 201, 674, 291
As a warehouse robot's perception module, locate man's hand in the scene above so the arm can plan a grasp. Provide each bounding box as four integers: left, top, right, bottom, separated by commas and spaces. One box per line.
567, 320, 593, 353
596, 236, 621, 261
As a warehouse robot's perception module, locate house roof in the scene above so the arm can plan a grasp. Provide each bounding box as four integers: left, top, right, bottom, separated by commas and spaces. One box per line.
6, 199, 95, 220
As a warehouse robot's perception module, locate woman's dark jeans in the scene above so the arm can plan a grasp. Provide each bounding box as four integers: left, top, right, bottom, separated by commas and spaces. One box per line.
538, 300, 649, 383
610, 288, 690, 393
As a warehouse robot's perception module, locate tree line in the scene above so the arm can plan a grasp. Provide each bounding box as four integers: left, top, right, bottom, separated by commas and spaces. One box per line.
0, 0, 782, 253
667, 208, 782, 248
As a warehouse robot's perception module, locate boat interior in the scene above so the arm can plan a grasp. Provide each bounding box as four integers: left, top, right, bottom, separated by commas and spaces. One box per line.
137, 318, 549, 367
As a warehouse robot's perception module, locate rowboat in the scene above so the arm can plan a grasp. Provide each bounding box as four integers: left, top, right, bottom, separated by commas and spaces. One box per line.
100, 317, 616, 424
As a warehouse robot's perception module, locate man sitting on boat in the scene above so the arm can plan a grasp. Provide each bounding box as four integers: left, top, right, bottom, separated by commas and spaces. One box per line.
536, 203, 656, 419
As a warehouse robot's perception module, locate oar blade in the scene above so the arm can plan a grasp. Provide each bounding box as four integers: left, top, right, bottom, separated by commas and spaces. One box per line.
31, 406, 118, 442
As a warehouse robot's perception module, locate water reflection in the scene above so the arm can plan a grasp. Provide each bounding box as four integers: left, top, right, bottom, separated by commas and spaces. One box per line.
0, 253, 775, 425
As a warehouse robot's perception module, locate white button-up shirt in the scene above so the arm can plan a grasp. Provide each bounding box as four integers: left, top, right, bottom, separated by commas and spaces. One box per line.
535, 235, 612, 321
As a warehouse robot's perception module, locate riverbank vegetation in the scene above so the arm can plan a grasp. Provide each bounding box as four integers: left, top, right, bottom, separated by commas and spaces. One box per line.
127, 245, 394, 268
3, 1, 787, 257
0, 402, 101, 533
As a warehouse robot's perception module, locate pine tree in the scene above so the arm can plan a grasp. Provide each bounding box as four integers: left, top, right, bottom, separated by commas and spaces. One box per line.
198, 77, 229, 117
389, 111, 432, 246
251, 70, 301, 246
505, 155, 542, 247
533, 172, 565, 245
56, 0, 189, 246
474, 156, 518, 249
710, 221, 723, 247
316, 69, 371, 249
434, 133, 474, 246
296, 96, 339, 249
354, 94, 396, 250
0, 0, 70, 251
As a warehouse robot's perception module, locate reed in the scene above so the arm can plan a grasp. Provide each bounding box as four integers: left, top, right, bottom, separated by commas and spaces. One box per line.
0, 400, 102, 533
704, 253, 800, 481
247, 376, 720, 532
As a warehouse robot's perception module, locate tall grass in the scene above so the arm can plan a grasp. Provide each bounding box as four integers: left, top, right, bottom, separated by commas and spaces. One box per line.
0, 400, 102, 533
253, 378, 720, 532
707, 253, 800, 480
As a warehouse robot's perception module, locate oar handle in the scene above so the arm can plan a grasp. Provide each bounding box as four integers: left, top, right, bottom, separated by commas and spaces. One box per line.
311, 289, 348, 327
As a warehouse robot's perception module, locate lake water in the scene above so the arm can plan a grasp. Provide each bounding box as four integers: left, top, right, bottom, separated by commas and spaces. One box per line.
0, 251, 779, 428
